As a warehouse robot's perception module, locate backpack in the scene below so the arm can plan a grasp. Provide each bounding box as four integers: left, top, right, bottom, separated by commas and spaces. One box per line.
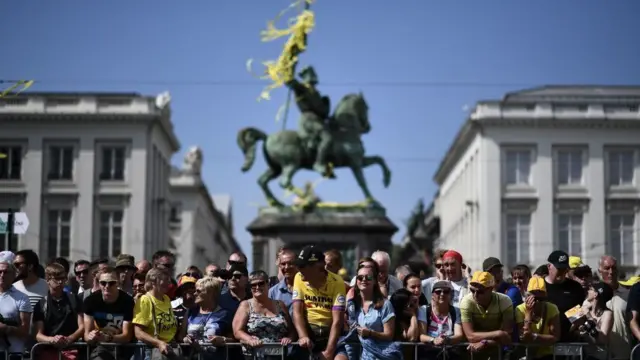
40, 292, 77, 319
424, 304, 457, 333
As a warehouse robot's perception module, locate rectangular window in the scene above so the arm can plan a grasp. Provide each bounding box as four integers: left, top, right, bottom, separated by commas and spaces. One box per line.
48, 146, 74, 180
556, 149, 584, 185
99, 210, 123, 258
0, 209, 19, 251
609, 213, 635, 266
47, 209, 72, 259
100, 147, 126, 181
505, 213, 531, 266
0, 146, 23, 180
608, 150, 635, 186
557, 213, 583, 256
505, 150, 531, 185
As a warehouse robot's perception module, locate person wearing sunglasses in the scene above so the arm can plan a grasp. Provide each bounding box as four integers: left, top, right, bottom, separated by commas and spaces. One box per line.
115, 254, 137, 296
422, 250, 469, 309
419, 280, 464, 359
515, 276, 560, 360
219, 264, 250, 324
83, 266, 135, 360
151, 250, 178, 301
460, 271, 513, 355
233, 270, 295, 360
73, 260, 91, 294
292, 246, 346, 360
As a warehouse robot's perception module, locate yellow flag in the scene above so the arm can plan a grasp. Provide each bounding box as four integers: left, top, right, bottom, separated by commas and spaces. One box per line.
247, 0, 315, 102
0, 80, 34, 98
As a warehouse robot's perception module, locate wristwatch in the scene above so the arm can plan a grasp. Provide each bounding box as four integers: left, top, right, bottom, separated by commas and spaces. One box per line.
532, 333, 538, 341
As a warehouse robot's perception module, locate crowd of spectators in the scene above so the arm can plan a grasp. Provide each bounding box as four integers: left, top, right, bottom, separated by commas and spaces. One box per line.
0, 246, 639, 360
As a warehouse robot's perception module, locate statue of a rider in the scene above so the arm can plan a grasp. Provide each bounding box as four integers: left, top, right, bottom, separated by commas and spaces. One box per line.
286, 65, 335, 178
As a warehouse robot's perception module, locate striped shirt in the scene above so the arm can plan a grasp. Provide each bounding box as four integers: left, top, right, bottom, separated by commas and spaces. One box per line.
12, 279, 48, 310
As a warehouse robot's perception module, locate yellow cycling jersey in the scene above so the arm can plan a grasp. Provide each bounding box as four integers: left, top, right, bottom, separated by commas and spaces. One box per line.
292, 271, 346, 327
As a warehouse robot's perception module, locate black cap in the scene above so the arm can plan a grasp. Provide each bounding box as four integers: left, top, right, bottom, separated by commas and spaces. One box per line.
547, 250, 570, 269
591, 282, 614, 304
229, 264, 248, 277
482, 257, 503, 272
295, 245, 325, 267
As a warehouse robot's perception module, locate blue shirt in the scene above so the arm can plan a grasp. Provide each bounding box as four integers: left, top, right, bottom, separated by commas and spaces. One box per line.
268, 280, 293, 315
355, 300, 398, 360
187, 308, 229, 360
0, 286, 32, 353
218, 291, 242, 324
497, 282, 523, 307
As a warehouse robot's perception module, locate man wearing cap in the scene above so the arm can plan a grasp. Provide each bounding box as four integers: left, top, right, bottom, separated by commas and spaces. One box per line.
422, 250, 469, 308
218, 263, 249, 323
483, 257, 523, 307
460, 271, 513, 355
171, 275, 197, 328
544, 250, 585, 342
115, 254, 136, 296
597, 255, 631, 359
292, 246, 346, 360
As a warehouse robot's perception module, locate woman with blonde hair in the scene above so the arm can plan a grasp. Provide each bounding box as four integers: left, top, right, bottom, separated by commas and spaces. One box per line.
184, 276, 233, 360
233, 270, 294, 360
133, 268, 186, 360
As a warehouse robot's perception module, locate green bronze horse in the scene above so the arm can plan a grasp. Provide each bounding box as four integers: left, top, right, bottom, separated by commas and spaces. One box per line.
237, 92, 392, 207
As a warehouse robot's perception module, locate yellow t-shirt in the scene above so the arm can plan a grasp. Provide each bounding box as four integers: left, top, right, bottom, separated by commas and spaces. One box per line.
133, 294, 178, 343
292, 271, 346, 327
460, 292, 514, 332
515, 302, 559, 358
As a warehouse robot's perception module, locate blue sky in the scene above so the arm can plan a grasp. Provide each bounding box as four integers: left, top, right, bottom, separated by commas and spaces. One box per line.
2, 1, 639, 268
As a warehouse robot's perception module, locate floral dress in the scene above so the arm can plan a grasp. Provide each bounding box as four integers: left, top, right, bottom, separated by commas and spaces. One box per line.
242, 300, 289, 358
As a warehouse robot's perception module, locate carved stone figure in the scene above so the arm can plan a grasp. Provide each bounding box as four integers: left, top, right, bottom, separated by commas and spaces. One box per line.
182, 146, 203, 175
237, 90, 392, 208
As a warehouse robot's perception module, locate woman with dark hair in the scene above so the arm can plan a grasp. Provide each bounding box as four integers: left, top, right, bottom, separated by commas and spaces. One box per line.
511, 264, 532, 298
577, 282, 614, 360
390, 288, 420, 342
403, 273, 428, 306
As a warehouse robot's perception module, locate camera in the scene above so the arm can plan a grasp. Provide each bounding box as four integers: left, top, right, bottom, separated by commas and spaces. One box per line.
580, 319, 598, 338
211, 269, 231, 281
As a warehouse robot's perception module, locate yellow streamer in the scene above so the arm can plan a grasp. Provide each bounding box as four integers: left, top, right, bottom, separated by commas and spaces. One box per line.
247, 0, 315, 102
0, 80, 34, 98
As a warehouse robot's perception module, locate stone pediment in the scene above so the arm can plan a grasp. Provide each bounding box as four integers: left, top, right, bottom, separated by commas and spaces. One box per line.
504, 85, 640, 102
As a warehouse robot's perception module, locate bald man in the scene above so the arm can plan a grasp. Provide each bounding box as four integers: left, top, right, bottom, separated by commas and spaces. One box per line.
598, 255, 630, 358
136, 260, 151, 273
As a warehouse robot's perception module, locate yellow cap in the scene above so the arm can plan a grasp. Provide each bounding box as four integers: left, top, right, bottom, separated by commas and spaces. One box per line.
569, 256, 583, 269
470, 271, 495, 288
527, 276, 547, 293
620, 276, 640, 287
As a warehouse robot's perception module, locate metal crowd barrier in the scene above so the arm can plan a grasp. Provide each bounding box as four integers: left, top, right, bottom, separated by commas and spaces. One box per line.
0, 341, 597, 360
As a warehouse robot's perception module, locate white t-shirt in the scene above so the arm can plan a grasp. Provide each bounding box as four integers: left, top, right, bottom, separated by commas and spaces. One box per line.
0, 287, 32, 353
12, 279, 48, 310
421, 277, 468, 308
607, 286, 630, 359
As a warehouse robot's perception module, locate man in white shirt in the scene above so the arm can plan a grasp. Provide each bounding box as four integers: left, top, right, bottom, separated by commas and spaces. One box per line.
599, 255, 630, 359
422, 250, 468, 308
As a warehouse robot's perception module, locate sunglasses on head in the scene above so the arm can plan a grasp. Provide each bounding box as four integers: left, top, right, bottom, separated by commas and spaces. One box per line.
433, 288, 451, 295
99, 280, 118, 288
356, 274, 374, 282
251, 281, 266, 288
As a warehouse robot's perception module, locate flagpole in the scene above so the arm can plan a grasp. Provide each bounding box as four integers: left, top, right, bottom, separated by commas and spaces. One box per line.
281, 0, 311, 131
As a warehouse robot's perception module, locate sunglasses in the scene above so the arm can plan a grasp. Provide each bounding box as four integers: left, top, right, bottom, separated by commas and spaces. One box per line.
184, 272, 201, 279
228, 260, 245, 266
231, 274, 244, 280
76, 269, 89, 276
469, 287, 486, 295
433, 289, 451, 295
435, 263, 443, 269
99, 281, 118, 288
251, 281, 266, 288
157, 262, 175, 269
13, 262, 25, 268
356, 274, 374, 282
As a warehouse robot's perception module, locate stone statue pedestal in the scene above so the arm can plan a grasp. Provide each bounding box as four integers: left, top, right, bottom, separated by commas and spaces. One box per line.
248, 205, 398, 276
